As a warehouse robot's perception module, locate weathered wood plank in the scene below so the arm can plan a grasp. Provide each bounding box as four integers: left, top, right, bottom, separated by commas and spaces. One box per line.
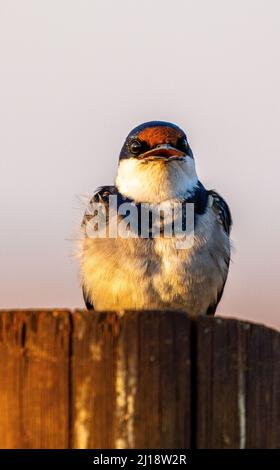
195, 316, 280, 449
134, 311, 191, 448
245, 322, 280, 448
0, 310, 70, 449
71, 310, 191, 449
70, 310, 119, 449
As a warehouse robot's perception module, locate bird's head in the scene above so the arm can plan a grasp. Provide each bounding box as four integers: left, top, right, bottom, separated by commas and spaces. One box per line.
115, 121, 198, 203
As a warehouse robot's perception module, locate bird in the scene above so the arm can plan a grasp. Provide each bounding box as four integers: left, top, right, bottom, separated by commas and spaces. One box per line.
80, 121, 232, 315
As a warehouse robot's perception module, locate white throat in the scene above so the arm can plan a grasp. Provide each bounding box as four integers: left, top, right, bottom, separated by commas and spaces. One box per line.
115, 157, 198, 203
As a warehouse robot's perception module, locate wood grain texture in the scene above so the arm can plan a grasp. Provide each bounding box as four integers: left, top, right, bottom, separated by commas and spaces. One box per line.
132, 311, 191, 449
70, 310, 191, 449
0, 310, 70, 449
70, 310, 119, 449
0, 310, 280, 449
195, 316, 280, 449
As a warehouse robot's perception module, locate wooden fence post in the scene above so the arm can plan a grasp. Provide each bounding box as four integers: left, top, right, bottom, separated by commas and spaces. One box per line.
0, 310, 70, 448
0, 309, 279, 449
195, 316, 280, 448
71, 310, 191, 449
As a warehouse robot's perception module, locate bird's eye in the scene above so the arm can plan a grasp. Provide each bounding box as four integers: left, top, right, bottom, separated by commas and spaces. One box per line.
178, 136, 188, 151
129, 139, 142, 154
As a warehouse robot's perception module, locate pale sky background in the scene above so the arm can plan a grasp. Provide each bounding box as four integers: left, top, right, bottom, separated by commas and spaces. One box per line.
0, 0, 279, 329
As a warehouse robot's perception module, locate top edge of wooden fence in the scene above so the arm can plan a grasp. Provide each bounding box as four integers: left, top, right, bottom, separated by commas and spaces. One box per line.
0, 309, 279, 335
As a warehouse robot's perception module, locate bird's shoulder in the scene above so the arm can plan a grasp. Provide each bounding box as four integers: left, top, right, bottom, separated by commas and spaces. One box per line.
90, 185, 118, 204
81, 185, 117, 228
82, 185, 134, 227
207, 190, 232, 235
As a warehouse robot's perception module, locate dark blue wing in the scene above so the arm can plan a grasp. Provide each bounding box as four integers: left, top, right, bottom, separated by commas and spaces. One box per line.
82, 185, 118, 230
208, 190, 232, 235
205, 191, 232, 314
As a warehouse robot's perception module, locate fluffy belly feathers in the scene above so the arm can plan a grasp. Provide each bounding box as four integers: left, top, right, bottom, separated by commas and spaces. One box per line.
81, 208, 230, 315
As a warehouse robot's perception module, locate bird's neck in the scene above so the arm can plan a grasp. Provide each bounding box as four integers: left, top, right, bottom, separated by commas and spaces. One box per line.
115, 158, 198, 203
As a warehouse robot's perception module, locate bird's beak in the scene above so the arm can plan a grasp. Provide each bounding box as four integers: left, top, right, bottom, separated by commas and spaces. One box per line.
138, 144, 186, 161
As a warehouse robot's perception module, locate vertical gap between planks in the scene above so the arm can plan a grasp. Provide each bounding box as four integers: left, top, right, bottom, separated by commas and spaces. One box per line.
68, 312, 74, 449
190, 317, 197, 450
